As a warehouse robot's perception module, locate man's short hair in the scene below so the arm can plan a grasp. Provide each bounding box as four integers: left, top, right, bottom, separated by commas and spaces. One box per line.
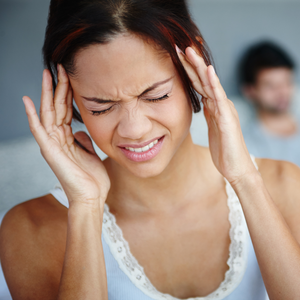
239, 41, 295, 86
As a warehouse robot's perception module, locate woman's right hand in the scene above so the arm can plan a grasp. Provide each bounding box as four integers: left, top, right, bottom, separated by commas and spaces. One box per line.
23, 65, 110, 209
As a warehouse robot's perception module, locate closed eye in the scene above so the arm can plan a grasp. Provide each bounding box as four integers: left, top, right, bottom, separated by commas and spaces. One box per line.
146, 94, 170, 102
91, 106, 113, 115
90, 94, 170, 115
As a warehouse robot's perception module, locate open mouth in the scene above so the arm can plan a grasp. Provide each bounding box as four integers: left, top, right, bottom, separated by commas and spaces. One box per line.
123, 137, 162, 153
120, 136, 165, 162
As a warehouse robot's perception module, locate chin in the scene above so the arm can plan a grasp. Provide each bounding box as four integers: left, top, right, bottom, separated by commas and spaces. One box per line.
123, 159, 170, 179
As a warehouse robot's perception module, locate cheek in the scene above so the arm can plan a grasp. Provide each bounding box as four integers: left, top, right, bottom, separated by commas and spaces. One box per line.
73, 95, 116, 153
80, 114, 116, 153
264, 89, 278, 102
257, 87, 274, 102
76, 91, 192, 154
154, 93, 192, 136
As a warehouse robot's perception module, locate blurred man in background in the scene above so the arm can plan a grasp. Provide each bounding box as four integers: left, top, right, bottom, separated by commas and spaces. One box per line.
239, 41, 300, 166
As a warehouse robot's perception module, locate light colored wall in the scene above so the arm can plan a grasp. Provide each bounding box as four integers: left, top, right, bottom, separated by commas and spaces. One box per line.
189, 0, 300, 95
0, 0, 299, 141
0, 0, 49, 141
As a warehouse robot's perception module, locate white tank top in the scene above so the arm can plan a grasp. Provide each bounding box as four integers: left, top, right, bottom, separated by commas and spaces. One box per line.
49, 155, 269, 300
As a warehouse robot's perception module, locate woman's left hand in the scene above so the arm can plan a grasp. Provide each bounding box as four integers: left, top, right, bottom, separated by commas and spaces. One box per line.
177, 46, 258, 185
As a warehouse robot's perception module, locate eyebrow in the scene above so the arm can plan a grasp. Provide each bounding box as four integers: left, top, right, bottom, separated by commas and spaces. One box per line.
81, 76, 174, 104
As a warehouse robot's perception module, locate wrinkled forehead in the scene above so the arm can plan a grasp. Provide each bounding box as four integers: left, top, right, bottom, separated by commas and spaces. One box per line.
70, 34, 175, 99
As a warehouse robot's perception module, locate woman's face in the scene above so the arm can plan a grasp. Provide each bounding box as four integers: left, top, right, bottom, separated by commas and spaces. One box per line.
70, 34, 193, 178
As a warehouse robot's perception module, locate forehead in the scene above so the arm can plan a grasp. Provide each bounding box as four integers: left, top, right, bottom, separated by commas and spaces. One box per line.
71, 34, 175, 98
257, 67, 293, 83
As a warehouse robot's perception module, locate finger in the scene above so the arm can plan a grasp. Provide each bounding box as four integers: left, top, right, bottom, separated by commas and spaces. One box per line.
64, 124, 74, 147
202, 97, 218, 116
65, 84, 73, 125
203, 99, 219, 133
54, 64, 70, 126
202, 99, 212, 128
176, 46, 209, 98
185, 47, 215, 99
74, 131, 97, 155
207, 65, 229, 114
23, 96, 50, 147
40, 69, 55, 131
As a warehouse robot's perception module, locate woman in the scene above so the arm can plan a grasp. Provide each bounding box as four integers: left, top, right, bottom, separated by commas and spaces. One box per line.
1, 0, 300, 299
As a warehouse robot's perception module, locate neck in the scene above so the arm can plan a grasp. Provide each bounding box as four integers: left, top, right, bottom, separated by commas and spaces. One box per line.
258, 109, 297, 136
105, 134, 221, 216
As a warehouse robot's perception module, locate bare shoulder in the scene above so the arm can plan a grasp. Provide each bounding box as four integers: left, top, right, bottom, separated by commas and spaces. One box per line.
255, 157, 300, 241
255, 157, 300, 204
0, 194, 68, 300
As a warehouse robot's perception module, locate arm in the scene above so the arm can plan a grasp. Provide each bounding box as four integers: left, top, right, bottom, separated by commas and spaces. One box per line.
1, 65, 110, 299
58, 203, 107, 300
0, 196, 108, 300
232, 166, 300, 299
176, 45, 300, 300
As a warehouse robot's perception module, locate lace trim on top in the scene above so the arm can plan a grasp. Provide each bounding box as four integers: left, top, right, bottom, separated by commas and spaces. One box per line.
102, 155, 258, 300
51, 156, 257, 300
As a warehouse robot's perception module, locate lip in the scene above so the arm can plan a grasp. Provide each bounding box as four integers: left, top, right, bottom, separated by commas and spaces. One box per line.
118, 136, 164, 149
120, 136, 165, 162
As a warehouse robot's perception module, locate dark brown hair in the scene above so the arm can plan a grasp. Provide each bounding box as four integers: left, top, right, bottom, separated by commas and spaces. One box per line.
239, 41, 295, 86
43, 0, 213, 122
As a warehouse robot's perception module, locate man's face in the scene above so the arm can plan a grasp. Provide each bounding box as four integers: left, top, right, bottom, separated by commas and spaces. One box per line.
246, 68, 295, 113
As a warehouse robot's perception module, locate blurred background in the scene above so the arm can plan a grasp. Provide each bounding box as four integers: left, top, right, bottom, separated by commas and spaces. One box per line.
1, 0, 300, 212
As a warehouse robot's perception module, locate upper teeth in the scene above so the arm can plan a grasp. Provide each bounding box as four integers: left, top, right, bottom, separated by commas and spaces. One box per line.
125, 139, 158, 152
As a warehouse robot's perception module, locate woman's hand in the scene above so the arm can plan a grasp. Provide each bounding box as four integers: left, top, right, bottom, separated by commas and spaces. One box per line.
23, 65, 110, 208
176, 46, 257, 185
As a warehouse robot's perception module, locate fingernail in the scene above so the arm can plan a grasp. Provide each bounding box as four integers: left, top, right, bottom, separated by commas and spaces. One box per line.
175, 45, 184, 55
211, 65, 216, 74
189, 47, 196, 55
22, 96, 27, 106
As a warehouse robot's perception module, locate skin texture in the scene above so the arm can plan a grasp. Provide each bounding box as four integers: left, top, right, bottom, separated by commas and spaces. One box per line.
244, 67, 297, 136
71, 35, 193, 179
1, 34, 300, 300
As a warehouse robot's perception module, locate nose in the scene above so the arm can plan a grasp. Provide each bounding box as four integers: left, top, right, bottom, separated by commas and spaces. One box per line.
117, 107, 153, 140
